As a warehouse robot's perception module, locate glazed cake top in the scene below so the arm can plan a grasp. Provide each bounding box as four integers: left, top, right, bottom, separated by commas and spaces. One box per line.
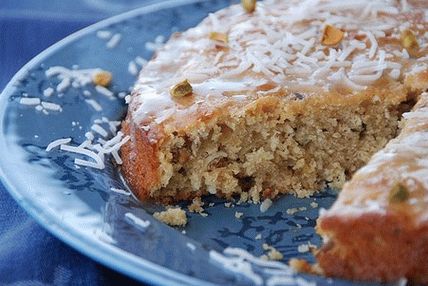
128, 0, 428, 129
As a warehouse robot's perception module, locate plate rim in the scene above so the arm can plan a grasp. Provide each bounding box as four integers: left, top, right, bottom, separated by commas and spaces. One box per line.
0, 1, 223, 285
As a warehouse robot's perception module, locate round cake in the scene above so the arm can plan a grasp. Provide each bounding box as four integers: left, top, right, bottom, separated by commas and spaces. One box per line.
121, 0, 428, 203
120, 0, 428, 283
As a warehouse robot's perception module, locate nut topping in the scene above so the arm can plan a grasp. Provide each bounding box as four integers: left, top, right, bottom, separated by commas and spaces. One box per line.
321, 24, 344, 46
170, 79, 193, 98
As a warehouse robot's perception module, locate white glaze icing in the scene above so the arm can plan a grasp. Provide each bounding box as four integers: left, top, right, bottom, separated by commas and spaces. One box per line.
128, 0, 427, 126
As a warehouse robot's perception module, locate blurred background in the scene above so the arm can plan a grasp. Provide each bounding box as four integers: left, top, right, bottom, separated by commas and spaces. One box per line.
0, 0, 158, 90
0, 1, 156, 285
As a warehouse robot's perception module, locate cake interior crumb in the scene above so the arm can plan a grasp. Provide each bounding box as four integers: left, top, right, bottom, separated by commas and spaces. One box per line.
188, 197, 205, 213
153, 207, 187, 226
151, 92, 415, 204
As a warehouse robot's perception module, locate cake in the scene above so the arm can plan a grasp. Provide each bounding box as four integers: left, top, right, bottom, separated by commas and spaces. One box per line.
153, 207, 188, 226
315, 91, 428, 284
121, 0, 428, 204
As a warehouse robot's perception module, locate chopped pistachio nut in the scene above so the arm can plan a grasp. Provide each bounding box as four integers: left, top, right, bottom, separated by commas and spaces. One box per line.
209, 32, 228, 44
321, 24, 344, 46
241, 0, 256, 13
389, 183, 409, 203
92, 70, 112, 87
170, 79, 193, 98
400, 29, 419, 57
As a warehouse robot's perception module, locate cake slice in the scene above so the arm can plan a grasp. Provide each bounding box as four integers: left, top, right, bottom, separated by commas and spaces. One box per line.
121, 0, 428, 203
316, 91, 428, 284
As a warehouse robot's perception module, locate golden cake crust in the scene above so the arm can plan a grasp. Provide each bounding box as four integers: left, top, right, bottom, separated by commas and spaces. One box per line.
121, 119, 161, 201
317, 212, 428, 283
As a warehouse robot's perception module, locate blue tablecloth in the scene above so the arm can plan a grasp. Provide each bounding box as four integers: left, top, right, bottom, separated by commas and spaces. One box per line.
0, 1, 153, 285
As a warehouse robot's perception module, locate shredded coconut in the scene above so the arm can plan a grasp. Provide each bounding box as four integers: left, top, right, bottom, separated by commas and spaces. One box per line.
145, 35, 165, 52
106, 33, 122, 49
19, 97, 40, 106
125, 212, 151, 229
91, 124, 108, 137
47, 118, 129, 170
110, 187, 131, 196
210, 247, 302, 286
128, 61, 139, 76
95, 85, 114, 99
96, 30, 112, 40
260, 199, 273, 213
43, 87, 54, 97
41, 101, 62, 112
85, 99, 103, 111
186, 242, 196, 251
45, 138, 72, 151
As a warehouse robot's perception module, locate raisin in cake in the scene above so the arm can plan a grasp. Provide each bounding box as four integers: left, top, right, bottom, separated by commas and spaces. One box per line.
121, 0, 428, 204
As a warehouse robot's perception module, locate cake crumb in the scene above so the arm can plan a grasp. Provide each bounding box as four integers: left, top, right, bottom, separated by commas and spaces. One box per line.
235, 211, 244, 219
297, 242, 317, 253
261, 243, 283, 261
310, 202, 319, 208
255, 233, 262, 240
286, 206, 307, 215
260, 198, 273, 213
238, 192, 249, 204
188, 197, 205, 213
224, 202, 233, 208
208, 202, 215, 207
297, 244, 310, 253
153, 207, 187, 227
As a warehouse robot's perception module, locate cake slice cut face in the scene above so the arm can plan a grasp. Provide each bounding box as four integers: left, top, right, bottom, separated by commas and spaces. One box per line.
121, 0, 428, 204
316, 91, 428, 284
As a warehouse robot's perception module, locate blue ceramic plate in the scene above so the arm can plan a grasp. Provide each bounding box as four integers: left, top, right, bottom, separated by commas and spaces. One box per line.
0, 1, 375, 285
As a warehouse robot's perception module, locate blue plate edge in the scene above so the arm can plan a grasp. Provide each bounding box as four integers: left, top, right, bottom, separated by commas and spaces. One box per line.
0, 1, 221, 286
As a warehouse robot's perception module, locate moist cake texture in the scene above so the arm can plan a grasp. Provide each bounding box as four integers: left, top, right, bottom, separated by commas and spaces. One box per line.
121, 0, 428, 203
316, 92, 428, 284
